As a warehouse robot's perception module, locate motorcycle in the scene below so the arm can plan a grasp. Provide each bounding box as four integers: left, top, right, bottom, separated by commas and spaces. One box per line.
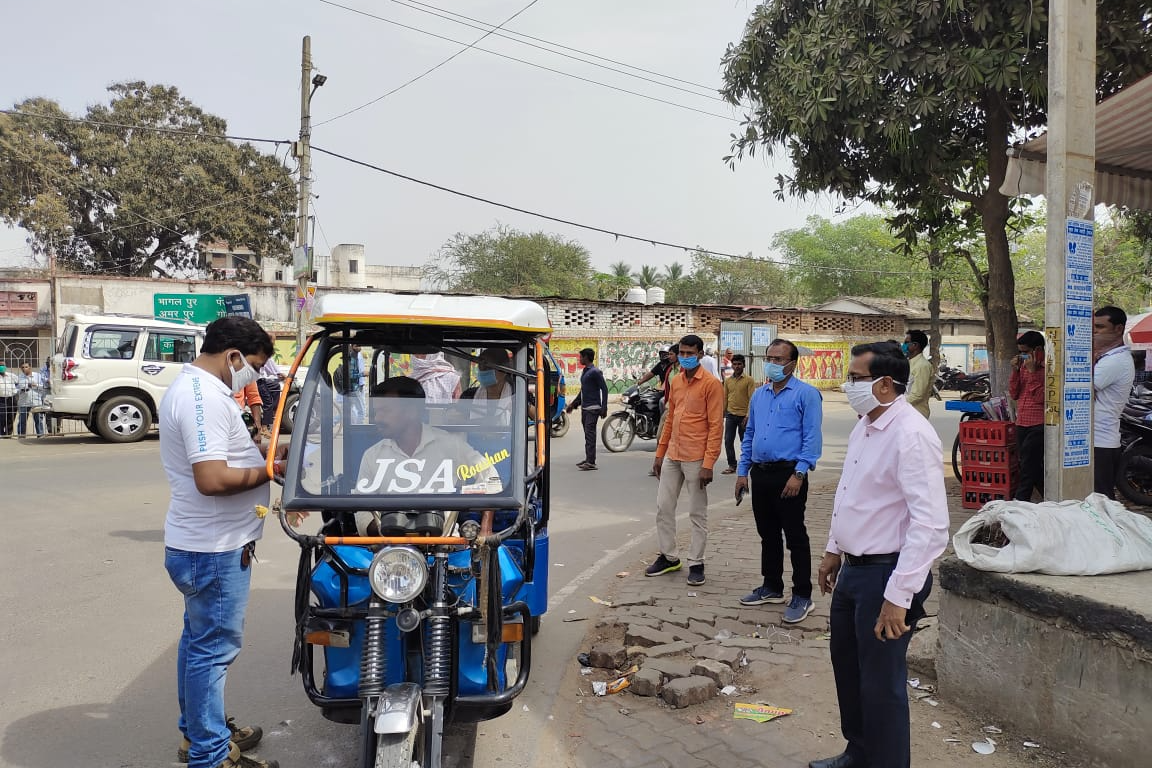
936, 364, 991, 396
1116, 384, 1152, 507
269, 292, 551, 768
601, 385, 663, 452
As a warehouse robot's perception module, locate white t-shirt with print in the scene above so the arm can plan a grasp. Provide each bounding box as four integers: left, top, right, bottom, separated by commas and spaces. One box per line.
160, 364, 270, 552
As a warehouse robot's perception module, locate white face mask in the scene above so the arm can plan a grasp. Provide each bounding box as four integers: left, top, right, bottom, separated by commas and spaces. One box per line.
841, 378, 899, 417
229, 353, 259, 394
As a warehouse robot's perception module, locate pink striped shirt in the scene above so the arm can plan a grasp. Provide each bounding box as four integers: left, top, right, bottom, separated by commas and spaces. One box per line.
827, 397, 950, 608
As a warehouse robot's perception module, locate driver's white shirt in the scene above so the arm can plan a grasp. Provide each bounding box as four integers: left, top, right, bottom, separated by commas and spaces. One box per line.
352, 425, 502, 535
161, 365, 269, 552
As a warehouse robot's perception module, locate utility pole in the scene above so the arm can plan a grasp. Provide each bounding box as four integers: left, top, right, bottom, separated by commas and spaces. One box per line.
294, 35, 316, 353
1043, 0, 1096, 500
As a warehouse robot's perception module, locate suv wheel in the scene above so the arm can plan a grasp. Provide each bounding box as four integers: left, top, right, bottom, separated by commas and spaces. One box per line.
96, 395, 153, 443
281, 392, 300, 434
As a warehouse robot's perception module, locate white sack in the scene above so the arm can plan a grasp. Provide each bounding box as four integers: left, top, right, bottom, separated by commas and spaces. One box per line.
953, 493, 1152, 575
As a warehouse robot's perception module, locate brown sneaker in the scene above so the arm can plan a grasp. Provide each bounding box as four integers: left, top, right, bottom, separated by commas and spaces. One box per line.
214, 743, 279, 768
178, 718, 263, 762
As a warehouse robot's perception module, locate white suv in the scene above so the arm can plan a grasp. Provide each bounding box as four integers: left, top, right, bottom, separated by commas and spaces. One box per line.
50, 314, 205, 442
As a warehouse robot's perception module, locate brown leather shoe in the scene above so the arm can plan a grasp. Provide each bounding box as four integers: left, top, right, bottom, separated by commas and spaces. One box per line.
213, 742, 279, 768
178, 717, 263, 763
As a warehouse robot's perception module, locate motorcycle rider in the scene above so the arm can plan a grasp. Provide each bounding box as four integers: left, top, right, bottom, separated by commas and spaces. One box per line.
637, 344, 678, 475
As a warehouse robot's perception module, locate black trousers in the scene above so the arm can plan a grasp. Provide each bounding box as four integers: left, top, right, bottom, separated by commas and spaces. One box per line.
581, 409, 599, 465
749, 463, 811, 598
1014, 424, 1044, 501
257, 379, 282, 426
830, 561, 931, 768
0, 396, 14, 435
723, 413, 746, 469
1094, 446, 1122, 499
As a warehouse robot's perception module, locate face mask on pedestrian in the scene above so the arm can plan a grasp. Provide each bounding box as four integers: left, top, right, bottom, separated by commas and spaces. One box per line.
476, 368, 499, 388
678, 354, 699, 370
765, 361, 791, 383
900, 342, 910, 356
228, 352, 259, 394
842, 378, 898, 416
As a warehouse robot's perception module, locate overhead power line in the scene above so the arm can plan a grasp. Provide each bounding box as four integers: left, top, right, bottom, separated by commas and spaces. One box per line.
314, 1, 737, 125
375, 0, 722, 101
316, 0, 544, 126
310, 143, 927, 276
0, 108, 290, 145
392, 0, 716, 93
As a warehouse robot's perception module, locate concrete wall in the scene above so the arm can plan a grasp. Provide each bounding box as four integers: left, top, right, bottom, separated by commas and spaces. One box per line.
937, 559, 1152, 768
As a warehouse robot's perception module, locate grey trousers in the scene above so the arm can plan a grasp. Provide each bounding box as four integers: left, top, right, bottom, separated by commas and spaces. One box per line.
655, 458, 708, 566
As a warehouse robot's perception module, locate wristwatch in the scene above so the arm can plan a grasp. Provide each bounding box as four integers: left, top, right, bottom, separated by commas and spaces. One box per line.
793, 470, 806, 480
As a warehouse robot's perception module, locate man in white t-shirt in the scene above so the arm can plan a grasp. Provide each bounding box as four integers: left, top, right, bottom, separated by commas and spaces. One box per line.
1092, 306, 1137, 499
159, 316, 285, 768
352, 376, 500, 535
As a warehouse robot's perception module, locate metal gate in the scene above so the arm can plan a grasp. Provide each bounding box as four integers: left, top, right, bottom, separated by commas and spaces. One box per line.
0, 334, 85, 434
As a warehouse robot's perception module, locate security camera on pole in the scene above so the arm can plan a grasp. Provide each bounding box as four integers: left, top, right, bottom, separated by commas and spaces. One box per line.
294, 35, 325, 353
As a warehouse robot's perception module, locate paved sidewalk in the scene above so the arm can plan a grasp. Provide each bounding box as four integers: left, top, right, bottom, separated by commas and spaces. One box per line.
557, 478, 1082, 768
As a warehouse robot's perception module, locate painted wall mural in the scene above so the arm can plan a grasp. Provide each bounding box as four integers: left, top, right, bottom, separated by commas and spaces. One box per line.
794, 341, 850, 389
548, 339, 598, 397
598, 339, 670, 392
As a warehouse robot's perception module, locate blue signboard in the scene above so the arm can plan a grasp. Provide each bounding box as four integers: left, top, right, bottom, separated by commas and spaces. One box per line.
1063, 218, 1094, 468
223, 294, 253, 319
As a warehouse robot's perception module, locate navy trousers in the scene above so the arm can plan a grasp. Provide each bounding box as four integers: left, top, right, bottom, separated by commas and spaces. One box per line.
829, 561, 931, 768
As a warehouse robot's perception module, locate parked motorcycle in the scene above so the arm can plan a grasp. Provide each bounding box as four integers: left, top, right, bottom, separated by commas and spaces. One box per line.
1116, 384, 1152, 507
936, 364, 991, 396
601, 385, 663, 452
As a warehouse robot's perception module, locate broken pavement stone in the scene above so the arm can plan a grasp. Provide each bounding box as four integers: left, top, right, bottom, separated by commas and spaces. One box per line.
743, 648, 795, 667
618, 614, 662, 630
691, 643, 745, 669
588, 643, 627, 670
643, 658, 695, 680
718, 636, 775, 650
625, 625, 680, 648
770, 644, 830, 660
629, 668, 663, 697
644, 641, 695, 658
660, 676, 717, 708
664, 625, 712, 644
666, 607, 719, 625
691, 659, 734, 688
611, 595, 656, 607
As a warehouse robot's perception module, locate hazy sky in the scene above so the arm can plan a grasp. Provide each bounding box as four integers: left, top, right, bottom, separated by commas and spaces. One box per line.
0, 0, 849, 274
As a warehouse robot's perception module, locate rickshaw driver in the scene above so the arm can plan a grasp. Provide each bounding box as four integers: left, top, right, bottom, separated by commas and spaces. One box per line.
352, 376, 501, 535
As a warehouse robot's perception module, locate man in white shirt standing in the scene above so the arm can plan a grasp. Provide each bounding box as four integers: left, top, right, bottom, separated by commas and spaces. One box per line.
1092, 306, 1136, 499
810, 341, 949, 768
160, 317, 285, 768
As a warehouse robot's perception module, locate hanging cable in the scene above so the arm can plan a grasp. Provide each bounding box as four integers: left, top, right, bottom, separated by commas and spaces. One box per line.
314, 1, 737, 125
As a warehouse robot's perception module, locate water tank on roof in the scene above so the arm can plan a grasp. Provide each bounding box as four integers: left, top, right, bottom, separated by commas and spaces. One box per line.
624, 286, 646, 303
646, 286, 666, 305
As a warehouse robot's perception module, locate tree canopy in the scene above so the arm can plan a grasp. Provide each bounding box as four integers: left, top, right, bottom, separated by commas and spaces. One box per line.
720, 0, 1152, 386
426, 224, 595, 297
0, 82, 296, 277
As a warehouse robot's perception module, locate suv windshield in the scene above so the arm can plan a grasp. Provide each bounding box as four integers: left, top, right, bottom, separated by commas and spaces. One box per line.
286, 340, 530, 510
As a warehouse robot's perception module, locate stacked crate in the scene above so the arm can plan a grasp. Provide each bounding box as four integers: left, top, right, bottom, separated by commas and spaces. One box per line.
959, 420, 1019, 509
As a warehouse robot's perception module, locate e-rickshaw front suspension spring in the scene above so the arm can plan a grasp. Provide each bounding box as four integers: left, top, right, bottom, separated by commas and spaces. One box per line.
424, 551, 452, 696
359, 598, 388, 697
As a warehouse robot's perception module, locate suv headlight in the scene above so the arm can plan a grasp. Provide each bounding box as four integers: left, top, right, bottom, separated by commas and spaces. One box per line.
368, 547, 428, 603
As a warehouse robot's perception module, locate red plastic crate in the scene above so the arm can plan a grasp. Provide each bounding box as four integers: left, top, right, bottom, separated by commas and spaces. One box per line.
960, 444, 1019, 469
961, 466, 1017, 509
959, 420, 1017, 447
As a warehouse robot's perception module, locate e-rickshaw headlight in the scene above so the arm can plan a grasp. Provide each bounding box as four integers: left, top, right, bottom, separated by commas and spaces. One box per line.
368, 547, 428, 603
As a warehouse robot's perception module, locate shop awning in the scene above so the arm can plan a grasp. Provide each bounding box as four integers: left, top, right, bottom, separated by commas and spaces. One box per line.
1000, 74, 1152, 210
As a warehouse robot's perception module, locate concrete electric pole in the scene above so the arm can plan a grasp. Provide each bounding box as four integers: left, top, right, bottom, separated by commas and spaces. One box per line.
1043, 0, 1096, 500
294, 35, 324, 353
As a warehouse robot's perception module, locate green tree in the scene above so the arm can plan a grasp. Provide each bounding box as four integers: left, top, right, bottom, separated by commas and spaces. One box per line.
677, 250, 800, 305
427, 224, 594, 297
633, 264, 660, 289
772, 214, 908, 303
0, 82, 295, 277
721, 0, 1152, 390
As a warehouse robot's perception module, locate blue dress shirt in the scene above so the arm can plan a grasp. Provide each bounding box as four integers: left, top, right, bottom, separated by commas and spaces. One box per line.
736, 377, 823, 476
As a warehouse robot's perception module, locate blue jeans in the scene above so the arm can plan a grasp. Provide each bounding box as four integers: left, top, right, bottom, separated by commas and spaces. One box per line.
165, 546, 252, 768
17, 406, 46, 436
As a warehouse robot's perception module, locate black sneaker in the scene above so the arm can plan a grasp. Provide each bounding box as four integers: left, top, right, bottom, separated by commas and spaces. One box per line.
686, 565, 705, 586
644, 554, 682, 577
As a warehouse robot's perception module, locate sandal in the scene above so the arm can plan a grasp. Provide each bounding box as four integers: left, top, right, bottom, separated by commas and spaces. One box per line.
721, 467, 736, 475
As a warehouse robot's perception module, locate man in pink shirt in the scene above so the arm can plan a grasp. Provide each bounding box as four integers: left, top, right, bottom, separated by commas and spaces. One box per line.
811, 341, 949, 768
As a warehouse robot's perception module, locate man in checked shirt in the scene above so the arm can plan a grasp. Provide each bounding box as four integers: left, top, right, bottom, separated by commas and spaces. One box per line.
810, 341, 949, 768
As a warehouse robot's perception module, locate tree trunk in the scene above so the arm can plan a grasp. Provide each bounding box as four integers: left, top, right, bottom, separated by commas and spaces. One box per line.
980, 93, 1019, 396
926, 247, 943, 374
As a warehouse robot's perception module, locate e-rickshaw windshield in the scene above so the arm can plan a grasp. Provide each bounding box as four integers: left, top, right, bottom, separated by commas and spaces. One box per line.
279, 333, 537, 514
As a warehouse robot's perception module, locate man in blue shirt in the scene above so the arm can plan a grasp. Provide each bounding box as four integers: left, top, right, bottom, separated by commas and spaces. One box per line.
566, 347, 609, 470
734, 339, 823, 623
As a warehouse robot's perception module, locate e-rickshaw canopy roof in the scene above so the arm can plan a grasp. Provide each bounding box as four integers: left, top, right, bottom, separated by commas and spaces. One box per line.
1000, 74, 1152, 209
311, 293, 551, 334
